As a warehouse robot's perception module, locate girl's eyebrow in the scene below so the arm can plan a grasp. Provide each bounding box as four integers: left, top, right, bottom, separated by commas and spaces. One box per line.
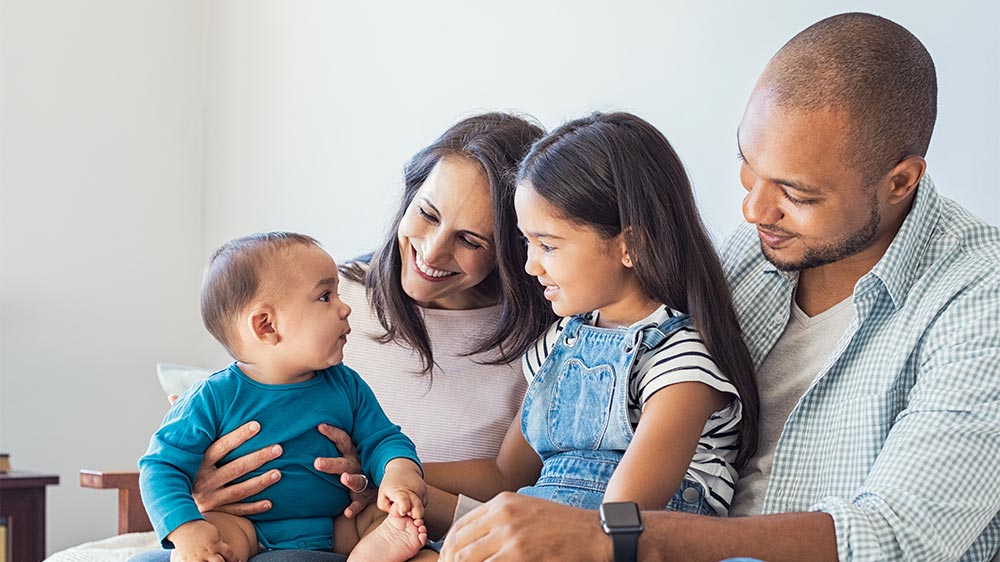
521, 229, 565, 240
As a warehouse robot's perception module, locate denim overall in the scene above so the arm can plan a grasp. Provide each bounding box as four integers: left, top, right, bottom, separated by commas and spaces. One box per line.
518, 312, 714, 515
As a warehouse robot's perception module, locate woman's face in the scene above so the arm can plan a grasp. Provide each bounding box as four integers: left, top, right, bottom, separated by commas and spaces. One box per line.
396, 155, 498, 310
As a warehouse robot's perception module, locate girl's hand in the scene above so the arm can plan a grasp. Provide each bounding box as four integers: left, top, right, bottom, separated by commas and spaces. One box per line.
313, 423, 376, 518
191, 421, 283, 516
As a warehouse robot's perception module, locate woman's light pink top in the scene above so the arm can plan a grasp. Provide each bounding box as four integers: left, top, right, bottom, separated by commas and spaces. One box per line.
340, 274, 526, 462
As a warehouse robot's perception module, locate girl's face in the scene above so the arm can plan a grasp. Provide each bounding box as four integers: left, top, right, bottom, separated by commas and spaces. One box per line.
515, 183, 654, 328
396, 155, 498, 310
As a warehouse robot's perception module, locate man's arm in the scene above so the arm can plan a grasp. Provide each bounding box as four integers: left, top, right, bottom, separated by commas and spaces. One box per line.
439, 492, 838, 562
809, 276, 1000, 560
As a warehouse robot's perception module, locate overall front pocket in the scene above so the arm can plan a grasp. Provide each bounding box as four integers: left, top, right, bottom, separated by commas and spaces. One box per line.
547, 359, 614, 451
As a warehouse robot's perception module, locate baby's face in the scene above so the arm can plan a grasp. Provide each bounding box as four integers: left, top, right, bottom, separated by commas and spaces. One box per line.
265, 244, 352, 372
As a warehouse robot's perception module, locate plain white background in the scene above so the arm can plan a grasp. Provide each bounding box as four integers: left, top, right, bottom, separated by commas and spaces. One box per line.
2, 0, 998, 554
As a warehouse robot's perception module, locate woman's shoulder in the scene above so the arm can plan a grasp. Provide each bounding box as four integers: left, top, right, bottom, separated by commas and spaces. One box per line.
338, 254, 371, 284
338, 259, 370, 307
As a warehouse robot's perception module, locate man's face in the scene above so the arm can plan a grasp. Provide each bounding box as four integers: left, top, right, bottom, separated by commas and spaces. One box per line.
736, 90, 887, 272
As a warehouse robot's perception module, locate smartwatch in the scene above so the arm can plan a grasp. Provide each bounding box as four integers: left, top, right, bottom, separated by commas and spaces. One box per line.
600, 501, 643, 562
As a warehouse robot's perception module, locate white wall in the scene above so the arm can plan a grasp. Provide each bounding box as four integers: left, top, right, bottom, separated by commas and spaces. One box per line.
203, 0, 1000, 251
1, 0, 997, 555
0, 0, 217, 553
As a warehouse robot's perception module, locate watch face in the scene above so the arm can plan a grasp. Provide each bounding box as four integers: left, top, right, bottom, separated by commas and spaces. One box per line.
601, 502, 642, 530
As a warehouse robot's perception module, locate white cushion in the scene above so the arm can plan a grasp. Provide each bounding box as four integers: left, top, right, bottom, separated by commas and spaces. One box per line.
155, 363, 212, 396
44, 532, 158, 562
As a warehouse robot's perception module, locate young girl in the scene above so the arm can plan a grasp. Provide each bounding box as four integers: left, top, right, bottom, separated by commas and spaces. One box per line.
425, 112, 759, 519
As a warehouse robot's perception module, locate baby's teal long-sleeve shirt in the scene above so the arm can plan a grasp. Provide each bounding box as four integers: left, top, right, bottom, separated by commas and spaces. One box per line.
139, 363, 420, 550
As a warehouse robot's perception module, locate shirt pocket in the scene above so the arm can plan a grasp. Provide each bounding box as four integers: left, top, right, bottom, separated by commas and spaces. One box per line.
820, 390, 904, 491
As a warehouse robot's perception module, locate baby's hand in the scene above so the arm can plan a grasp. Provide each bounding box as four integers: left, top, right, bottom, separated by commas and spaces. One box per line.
377, 458, 426, 519
167, 519, 236, 562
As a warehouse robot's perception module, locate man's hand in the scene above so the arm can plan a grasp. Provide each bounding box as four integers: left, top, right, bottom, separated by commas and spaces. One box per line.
191, 421, 283, 516
167, 520, 236, 562
440, 492, 608, 562
313, 423, 376, 518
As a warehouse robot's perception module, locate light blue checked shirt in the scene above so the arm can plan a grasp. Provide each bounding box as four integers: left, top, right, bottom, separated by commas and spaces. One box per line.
722, 175, 1000, 561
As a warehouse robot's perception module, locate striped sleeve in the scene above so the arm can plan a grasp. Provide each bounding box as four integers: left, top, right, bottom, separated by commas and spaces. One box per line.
630, 325, 740, 410
522, 317, 568, 382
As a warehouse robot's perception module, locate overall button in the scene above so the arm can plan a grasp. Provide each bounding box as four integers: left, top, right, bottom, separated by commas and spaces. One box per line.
682, 485, 701, 503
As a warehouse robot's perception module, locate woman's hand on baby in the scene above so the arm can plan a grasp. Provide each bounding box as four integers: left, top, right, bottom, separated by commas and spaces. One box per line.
314, 423, 376, 518
192, 421, 283, 516
378, 458, 427, 519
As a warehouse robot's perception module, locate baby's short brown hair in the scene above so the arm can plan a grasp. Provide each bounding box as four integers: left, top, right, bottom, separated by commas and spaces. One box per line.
201, 232, 319, 357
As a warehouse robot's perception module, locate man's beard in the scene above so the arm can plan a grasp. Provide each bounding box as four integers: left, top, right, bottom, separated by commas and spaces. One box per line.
763, 199, 881, 272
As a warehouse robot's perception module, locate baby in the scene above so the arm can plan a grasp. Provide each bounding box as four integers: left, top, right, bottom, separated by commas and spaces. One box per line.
139, 232, 427, 562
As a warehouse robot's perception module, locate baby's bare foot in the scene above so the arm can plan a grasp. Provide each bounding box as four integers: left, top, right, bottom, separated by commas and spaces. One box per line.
348, 513, 428, 562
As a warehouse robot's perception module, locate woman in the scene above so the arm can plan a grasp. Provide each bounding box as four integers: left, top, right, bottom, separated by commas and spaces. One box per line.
338, 112, 554, 464
130, 112, 553, 562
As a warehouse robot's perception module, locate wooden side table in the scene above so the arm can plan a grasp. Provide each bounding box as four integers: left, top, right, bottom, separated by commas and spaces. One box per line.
0, 470, 60, 562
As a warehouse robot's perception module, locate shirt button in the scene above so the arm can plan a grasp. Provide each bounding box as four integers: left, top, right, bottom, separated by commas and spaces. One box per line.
772, 314, 784, 325
682, 486, 700, 503
297, 540, 306, 548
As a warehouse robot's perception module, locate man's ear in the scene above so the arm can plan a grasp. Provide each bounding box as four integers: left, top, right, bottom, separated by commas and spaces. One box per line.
246, 306, 279, 345
885, 155, 926, 205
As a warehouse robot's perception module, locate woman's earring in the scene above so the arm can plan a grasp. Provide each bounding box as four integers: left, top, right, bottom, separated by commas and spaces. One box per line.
624, 256, 633, 267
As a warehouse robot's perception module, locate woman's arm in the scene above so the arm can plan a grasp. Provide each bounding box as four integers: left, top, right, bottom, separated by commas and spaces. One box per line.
422, 406, 542, 501
603, 382, 729, 509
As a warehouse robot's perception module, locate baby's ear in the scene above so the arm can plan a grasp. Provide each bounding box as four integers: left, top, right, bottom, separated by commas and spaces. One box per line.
246, 306, 279, 345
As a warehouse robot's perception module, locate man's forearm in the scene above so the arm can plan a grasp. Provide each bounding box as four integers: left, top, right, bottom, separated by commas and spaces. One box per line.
441, 493, 839, 562
635, 510, 838, 562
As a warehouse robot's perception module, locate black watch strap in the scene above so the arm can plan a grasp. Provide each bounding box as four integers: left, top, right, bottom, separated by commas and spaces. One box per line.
601, 502, 643, 562
610, 529, 640, 562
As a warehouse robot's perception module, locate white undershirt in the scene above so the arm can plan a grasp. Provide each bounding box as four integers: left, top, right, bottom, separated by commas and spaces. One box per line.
729, 295, 856, 516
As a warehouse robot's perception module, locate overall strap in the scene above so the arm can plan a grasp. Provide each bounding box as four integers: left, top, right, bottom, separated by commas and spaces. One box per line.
632, 314, 692, 352
560, 313, 592, 341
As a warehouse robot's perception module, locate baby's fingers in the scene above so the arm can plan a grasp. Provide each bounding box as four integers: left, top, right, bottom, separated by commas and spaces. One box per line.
393, 494, 413, 517
377, 492, 392, 513
405, 492, 424, 519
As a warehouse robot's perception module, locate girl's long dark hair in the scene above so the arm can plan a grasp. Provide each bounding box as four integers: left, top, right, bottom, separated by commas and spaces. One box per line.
518, 112, 759, 467
342, 112, 555, 375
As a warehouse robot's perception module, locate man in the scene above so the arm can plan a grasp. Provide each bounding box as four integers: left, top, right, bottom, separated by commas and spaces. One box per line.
439, 12, 1000, 562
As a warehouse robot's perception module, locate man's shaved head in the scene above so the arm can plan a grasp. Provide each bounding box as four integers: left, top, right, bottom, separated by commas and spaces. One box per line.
759, 13, 937, 183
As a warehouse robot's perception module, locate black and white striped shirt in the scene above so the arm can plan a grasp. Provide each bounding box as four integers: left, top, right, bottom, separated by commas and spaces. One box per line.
521, 305, 743, 515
